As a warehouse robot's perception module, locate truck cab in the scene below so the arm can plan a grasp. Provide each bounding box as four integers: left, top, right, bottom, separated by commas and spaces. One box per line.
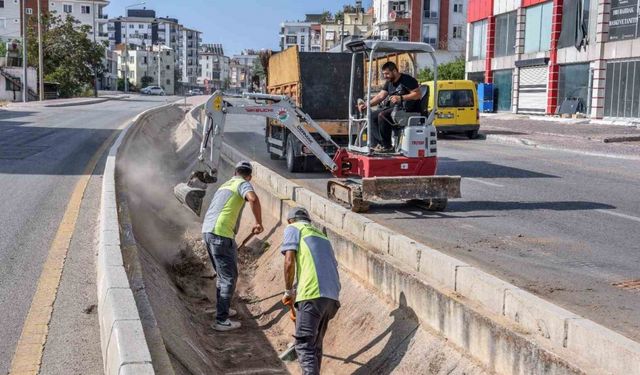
423, 80, 480, 139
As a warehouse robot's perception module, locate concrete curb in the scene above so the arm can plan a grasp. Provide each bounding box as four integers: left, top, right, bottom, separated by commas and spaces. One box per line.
97, 104, 176, 375
44, 95, 130, 108
215, 142, 640, 375
484, 134, 640, 161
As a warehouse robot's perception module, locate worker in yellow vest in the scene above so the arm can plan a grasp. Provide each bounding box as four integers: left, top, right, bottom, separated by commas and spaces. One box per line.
202, 161, 263, 331
281, 207, 341, 374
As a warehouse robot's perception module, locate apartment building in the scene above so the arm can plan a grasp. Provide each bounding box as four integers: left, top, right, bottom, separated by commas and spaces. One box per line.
198, 43, 229, 91
108, 9, 201, 86
464, 0, 625, 119
116, 45, 175, 94
279, 21, 314, 52
321, 9, 374, 52
372, 0, 466, 62
49, 0, 110, 44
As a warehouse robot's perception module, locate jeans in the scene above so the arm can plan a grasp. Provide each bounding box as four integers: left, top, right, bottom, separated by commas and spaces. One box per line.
370, 107, 395, 149
203, 232, 238, 322
294, 298, 340, 375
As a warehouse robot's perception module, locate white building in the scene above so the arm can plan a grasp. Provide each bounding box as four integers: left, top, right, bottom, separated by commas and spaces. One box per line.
179, 27, 201, 86
49, 0, 110, 44
116, 45, 175, 94
279, 21, 314, 52
198, 44, 229, 91
0, 66, 37, 101
0, 1, 23, 41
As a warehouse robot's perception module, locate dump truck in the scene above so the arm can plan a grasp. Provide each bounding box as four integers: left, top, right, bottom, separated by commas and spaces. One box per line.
264, 47, 364, 172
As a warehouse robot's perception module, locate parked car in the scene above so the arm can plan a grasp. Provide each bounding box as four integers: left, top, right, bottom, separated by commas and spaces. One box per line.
188, 88, 203, 96
141, 86, 165, 96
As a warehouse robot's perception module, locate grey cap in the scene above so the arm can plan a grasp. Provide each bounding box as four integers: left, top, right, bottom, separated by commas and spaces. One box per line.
287, 207, 310, 222
235, 160, 253, 172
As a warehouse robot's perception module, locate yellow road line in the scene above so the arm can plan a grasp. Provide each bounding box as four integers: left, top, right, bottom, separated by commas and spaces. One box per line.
9, 128, 121, 375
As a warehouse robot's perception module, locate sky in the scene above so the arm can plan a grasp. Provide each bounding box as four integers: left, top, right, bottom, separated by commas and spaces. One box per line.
105, 0, 373, 56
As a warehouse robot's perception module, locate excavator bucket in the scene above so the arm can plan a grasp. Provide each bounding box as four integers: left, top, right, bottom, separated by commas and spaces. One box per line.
174, 170, 217, 216
174, 183, 206, 216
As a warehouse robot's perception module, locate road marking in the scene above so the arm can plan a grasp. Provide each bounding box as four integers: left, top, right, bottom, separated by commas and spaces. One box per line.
9, 129, 121, 375
595, 209, 640, 223
465, 177, 504, 188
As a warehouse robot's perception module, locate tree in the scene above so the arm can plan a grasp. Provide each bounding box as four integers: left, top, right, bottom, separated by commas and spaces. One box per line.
26, 14, 105, 98
140, 75, 154, 88
117, 78, 132, 92
320, 11, 333, 23
417, 58, 465, 82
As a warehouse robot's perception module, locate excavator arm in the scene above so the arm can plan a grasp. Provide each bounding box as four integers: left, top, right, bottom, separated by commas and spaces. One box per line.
175, 91, 341, 215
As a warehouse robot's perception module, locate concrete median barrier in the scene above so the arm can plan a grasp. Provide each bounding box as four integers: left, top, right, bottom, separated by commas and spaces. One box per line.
97, 104, 176, 375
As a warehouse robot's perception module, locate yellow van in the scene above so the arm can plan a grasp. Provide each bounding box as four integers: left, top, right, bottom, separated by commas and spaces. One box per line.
423, 80, 480, 139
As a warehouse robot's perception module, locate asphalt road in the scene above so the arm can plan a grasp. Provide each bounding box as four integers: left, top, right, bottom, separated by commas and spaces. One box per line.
222, 109, 640, 342
0, 95, 178, 374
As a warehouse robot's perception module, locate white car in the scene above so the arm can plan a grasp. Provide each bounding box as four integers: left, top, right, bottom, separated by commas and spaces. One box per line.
188, 89, 203, 96
142, 86, 165, 96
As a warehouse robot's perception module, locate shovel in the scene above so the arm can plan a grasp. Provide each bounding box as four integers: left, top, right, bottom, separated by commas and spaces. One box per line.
279, 302, 297, 361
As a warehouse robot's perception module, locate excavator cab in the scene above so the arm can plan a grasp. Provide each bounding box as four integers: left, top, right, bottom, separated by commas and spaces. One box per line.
344, 40, 439, 157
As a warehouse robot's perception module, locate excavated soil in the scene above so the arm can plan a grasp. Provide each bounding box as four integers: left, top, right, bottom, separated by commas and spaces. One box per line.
117, 105, 490, 374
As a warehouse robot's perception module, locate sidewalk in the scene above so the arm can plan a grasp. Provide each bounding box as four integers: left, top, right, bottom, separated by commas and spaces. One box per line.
479, 114, 640, 160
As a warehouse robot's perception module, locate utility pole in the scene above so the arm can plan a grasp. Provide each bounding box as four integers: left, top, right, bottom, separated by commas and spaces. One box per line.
124, 20, 129, 93
21, 0, 28, 102
157, 46, 161, 87
93, 1, 98, 97
37, 0, 44, 101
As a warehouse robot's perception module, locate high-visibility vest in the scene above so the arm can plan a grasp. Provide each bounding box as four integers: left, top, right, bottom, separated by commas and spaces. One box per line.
210, 177, 246, 238
289, 221, 340, 303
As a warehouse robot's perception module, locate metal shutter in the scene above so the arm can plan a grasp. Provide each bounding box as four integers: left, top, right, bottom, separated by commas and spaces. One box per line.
518, 66, 548, 114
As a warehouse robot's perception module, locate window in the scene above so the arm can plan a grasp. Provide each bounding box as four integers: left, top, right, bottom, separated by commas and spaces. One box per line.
423, 0, 438, 18
438, 90, 475, 107
286, 35, 297, 44
143, 56, 147, 64
301, 35, 305, 46
558, 63, 590, 113
0, 1, 4, 8
494, 11, 517, 57
0, 18, 6, 29
493, 69, 513, 111
558, 0, 590, 48
453, 2, 463, 13
81, 5, 90, 14
129, 24, 134, 29
63, 4, 72, 13
452, 25, 463, 39
166, 79, 171, 85
524, 2, 553, 53
422, 24, 437, 45
166, 65, 170, 70
138, 24, 144, 29
470, 19, 487, 60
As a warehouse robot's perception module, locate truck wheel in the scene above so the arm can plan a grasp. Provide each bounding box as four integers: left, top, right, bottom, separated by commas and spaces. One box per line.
286, 137, 305, 173
467, 130, 479, 139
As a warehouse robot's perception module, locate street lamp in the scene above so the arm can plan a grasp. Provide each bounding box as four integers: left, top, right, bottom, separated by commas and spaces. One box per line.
124, 1, 146, 93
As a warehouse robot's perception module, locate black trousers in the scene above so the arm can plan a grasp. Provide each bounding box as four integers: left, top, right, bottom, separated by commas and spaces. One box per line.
370, 108, 395, 149
294, 298, 340, 375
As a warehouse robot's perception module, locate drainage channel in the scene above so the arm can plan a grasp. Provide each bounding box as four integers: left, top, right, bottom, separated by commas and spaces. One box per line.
115, 105, 489, 374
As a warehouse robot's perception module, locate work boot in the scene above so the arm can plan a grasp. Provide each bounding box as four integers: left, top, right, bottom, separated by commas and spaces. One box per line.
213, 319, 241, 331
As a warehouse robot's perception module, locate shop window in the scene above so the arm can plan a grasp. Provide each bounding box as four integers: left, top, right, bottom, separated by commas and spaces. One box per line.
524, 2, 553, 53
494, 11, 516, 57
470, 19, 487, 60
493, 69, 513, 112
558, 63, 589, 113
